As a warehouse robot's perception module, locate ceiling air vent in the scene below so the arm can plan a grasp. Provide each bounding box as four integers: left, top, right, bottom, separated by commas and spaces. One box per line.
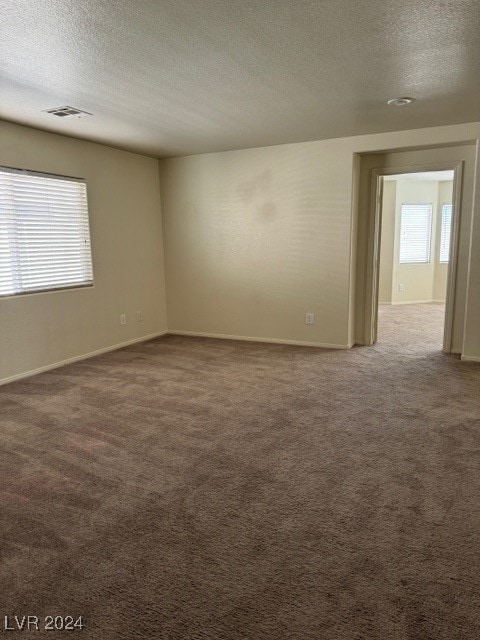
44, 106, 92, 118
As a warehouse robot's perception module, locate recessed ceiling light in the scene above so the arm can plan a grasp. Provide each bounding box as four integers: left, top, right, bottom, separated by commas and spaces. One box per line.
387, 97, 415, 107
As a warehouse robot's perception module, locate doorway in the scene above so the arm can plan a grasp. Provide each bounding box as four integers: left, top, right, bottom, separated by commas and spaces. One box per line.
376, 170, 455, 352
353, 142, 476, 354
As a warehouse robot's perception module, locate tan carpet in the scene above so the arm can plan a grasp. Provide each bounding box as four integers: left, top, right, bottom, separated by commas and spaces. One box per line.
1, 304, 480, 639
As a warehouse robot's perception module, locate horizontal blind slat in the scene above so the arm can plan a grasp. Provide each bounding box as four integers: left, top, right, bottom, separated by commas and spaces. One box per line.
399, 203, 433, 264
0, 168, 93, 297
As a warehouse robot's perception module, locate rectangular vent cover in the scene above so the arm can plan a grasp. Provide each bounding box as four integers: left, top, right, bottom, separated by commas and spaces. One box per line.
44, 106, 92, 118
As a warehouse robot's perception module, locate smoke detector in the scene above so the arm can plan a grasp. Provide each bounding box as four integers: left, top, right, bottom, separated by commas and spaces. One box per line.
43, 106, 92, 118
387, 97, 415, 107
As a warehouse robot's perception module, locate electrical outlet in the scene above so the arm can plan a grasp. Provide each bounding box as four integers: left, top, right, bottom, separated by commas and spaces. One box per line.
398, 284, 405, 292
120, 313, 127, 325
305, 312, 315, 325
136, 311, 143, 322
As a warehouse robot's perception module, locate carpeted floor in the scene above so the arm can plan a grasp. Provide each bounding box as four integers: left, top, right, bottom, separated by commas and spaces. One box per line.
1, 303, 480, 639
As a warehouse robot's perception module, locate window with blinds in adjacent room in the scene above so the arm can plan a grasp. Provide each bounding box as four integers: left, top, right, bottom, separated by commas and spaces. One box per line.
399, 202, 433, 264
0, 167, 93, 297
440, 203, 453, 263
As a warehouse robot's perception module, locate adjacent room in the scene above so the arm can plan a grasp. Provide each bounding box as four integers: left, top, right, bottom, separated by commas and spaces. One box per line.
377, 170, 455, 354
1, 2, 480, 639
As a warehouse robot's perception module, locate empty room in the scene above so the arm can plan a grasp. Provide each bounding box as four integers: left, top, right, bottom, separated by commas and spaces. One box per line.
1, 1, 480, 639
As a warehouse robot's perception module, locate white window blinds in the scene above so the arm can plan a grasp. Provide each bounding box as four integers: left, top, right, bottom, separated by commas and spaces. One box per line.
0, 167, 93, 297
399, 203, 433, 264
440, 203, 452, 263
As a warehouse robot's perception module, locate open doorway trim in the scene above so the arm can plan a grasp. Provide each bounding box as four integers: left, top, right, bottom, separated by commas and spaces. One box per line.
364, 160, 463, 353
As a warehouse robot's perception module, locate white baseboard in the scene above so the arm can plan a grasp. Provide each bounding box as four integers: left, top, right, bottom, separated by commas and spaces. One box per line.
461, 354, 480, 363
383, 299, 446, 306
391, 299, 437, 305
0, 330, 168, 387
168, 330, 351, 350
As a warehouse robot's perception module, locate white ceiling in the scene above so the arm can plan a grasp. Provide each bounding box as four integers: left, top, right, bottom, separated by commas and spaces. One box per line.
1, 0, 479, 158
384, 170, 455, 182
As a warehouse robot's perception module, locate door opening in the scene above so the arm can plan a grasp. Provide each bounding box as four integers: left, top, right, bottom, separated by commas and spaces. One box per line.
375, 170, 455, 352
370, 163, 462, 353
355, 144, 476, 354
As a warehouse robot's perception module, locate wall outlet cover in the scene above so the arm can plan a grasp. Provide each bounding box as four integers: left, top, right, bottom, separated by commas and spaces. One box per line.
305, 312, 315, 325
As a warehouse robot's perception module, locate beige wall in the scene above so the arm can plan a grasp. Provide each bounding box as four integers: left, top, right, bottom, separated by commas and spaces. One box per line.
379, 180, 453, 304
160, 122, 480, 354
463, 140, 480, 361
379, 179, 452, 305
378, 181, 396, 303
160, 143, 354, 348
392, 181, 439, 304
348, 153, 361, 346
0, 121, 167, 383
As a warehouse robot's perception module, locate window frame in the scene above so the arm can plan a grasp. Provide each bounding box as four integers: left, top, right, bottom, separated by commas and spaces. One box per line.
398, 201, 433, 265
439, 202, 453, 264
0, 165, 94, 299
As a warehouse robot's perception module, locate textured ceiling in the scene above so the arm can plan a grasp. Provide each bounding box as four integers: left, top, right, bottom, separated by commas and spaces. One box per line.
1, 0, 479, 158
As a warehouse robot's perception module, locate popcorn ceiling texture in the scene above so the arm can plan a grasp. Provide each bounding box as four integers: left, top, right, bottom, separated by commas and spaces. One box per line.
1, 304, 479, 639
2, 0, 480, 156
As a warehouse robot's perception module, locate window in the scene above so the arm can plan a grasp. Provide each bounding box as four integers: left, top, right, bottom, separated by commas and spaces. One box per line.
440, 203, 452, 263
0, 167, 93, 297
399, 203, 433, 264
